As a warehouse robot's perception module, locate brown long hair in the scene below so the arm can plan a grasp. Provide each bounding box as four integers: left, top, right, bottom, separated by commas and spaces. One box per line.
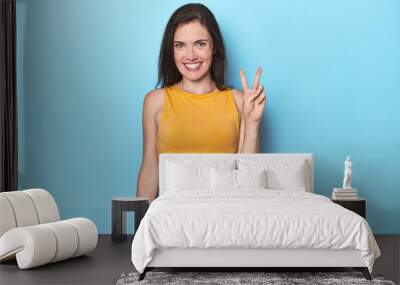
157, 3, 230, 90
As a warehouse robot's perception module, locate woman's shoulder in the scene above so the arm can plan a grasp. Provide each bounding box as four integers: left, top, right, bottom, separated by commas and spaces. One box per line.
143, 88, 165, 113
145, 88, 165, 99
229, 88, 244, 119
231, 88, 244, 98
231, 88, 244, 104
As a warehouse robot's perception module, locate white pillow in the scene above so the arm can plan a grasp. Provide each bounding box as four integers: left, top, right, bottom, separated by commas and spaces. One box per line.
237, 159, 308, 191
211, 168, 236, 190
237, 169, 267, 188
211, 168, 267, 190
266, 166, 307, 191
166, 160, 235, 191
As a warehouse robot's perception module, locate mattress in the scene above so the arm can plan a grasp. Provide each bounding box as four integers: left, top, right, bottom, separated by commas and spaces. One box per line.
131, 189, 380, 273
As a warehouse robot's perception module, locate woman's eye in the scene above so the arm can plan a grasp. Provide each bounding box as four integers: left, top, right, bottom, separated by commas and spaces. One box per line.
195, 41, 206, 48
174, 43, 184, 48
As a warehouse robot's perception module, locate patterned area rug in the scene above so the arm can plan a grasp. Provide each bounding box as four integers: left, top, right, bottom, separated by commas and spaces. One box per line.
116, 271, 396, 285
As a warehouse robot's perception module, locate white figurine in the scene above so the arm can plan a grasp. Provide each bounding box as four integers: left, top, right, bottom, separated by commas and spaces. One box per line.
342, 156, 352, 189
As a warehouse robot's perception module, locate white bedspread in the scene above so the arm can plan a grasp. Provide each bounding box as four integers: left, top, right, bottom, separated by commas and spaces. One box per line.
131, 189, 380, 273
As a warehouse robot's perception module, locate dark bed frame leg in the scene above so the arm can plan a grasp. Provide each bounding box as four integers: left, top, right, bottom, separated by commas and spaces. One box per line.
354, 267, 372, 280
138, 267, 148, 281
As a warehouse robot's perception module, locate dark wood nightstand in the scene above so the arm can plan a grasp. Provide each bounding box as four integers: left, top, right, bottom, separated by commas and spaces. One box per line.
111, 197, 150, 242
332, 198, 366, 218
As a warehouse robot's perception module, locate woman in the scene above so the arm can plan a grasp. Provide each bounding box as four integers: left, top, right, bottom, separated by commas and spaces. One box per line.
137, 3, 266, 201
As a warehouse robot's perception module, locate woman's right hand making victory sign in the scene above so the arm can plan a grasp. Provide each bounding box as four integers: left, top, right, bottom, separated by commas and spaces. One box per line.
240, 67, 266, 126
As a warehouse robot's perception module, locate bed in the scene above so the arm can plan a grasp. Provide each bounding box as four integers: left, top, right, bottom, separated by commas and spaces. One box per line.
131, 153, 381, 280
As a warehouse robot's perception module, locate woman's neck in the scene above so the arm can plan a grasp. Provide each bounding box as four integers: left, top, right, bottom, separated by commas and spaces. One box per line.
177, 75, 216, 94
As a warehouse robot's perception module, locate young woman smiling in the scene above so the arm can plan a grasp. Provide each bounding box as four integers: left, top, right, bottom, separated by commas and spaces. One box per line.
137, 4, 266, 201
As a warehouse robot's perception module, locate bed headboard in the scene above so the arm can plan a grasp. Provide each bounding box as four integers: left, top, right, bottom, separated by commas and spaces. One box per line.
159, 153, 314, 195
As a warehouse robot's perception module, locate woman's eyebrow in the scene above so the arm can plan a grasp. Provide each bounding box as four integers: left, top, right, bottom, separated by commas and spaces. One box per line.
194, 39, 209, 42
173, 39, 209, 43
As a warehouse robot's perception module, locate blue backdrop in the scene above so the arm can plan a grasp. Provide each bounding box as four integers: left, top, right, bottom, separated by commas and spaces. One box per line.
16, 0, 400, 234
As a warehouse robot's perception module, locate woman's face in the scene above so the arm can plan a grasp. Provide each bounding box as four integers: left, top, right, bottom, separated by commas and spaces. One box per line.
173, 21, 213, 82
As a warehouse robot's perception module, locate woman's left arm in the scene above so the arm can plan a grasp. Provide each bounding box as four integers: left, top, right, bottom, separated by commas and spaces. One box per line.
239, 67, 266, 153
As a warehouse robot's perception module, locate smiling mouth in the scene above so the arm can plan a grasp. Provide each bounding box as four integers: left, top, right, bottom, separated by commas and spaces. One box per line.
183, 62, 202, 71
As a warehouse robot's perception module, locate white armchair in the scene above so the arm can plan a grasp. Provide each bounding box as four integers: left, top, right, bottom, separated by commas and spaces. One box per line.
0, 188, 98, 269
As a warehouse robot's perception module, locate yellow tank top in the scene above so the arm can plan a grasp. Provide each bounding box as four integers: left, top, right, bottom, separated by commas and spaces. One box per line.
157, 84, 240, 154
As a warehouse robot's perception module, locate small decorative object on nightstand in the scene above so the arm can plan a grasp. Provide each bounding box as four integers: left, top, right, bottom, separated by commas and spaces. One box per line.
342, 156, 353, 190
111, 197, 150, 242
332, 198, 366, 218
332, 156, 358, 200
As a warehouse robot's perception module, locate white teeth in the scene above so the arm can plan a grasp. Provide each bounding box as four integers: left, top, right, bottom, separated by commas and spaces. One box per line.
184, 63, 201, 70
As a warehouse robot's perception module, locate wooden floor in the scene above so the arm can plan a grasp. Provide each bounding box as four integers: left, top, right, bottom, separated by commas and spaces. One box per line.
0, 235, 399, 285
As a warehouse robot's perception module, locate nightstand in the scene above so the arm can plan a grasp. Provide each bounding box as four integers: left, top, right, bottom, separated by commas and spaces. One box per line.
111, 197, 150, 242
332, 198, 366, 218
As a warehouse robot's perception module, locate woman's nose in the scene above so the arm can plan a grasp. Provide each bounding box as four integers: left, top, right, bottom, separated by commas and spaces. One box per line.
185, 47, 198, 60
